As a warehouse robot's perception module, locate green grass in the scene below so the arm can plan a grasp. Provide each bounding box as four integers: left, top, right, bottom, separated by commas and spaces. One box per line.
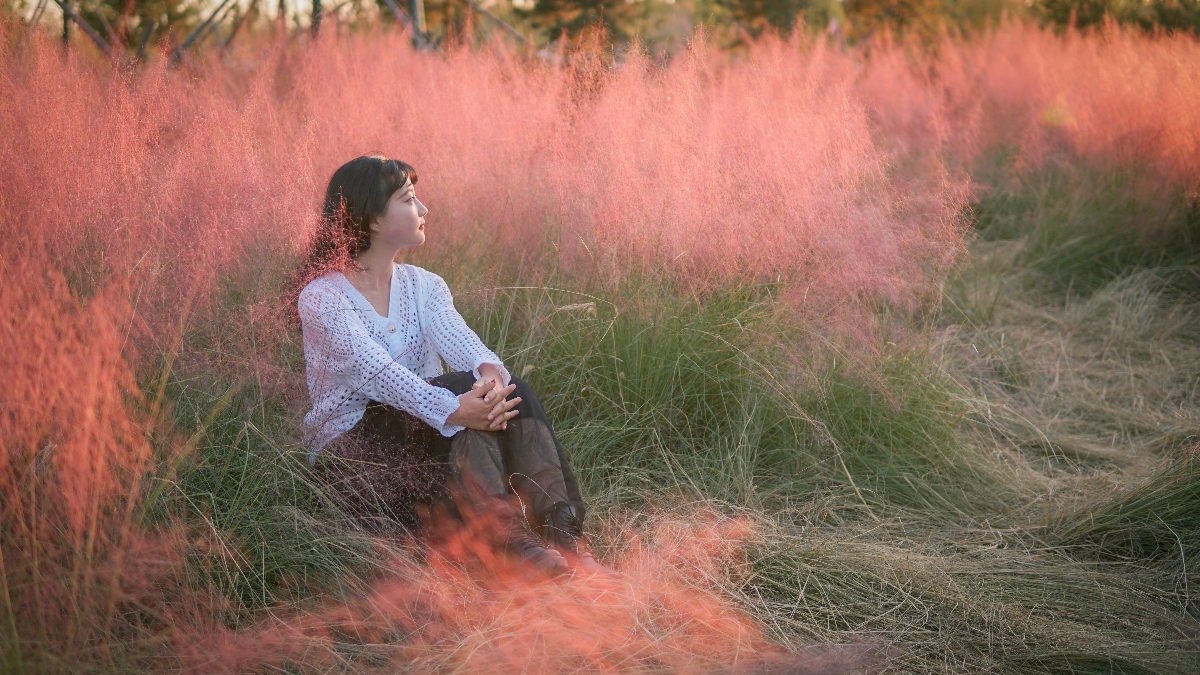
970, 154, 1200, 297
1057, 456, 1200, 564
144, 381, 373, 615
455, 278, 1021, 521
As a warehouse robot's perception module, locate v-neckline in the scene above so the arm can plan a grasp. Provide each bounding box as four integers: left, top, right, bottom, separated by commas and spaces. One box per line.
341, 264, 395, 320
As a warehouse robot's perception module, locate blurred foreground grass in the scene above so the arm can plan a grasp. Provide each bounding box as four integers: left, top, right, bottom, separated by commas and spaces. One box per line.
140, 159, 1200, 674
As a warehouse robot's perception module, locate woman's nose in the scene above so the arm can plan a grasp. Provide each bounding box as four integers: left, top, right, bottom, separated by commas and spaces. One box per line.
417, 200, 429, 217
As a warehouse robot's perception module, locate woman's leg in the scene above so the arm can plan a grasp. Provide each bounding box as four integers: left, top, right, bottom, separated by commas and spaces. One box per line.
501, 377, 584, 524
425, 373, 585, 525
472, 376, 607, 572
426, 372, 571, 575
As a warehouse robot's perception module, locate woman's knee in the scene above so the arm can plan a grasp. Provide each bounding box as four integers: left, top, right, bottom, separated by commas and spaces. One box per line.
509, 375, 531, 396
507, 376, 541, 416
509, 375, 541, 403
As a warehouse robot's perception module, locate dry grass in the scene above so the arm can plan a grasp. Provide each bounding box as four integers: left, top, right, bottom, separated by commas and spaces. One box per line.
949, 246, 1200, 470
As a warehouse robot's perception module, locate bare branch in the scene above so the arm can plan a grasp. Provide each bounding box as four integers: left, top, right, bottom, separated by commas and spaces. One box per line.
379, 0, 429, 49
30, 0, 51, 27
91, 2, 119, 49
225, 0, 259, 48
172, 0, 234, 62
463, 0, 531, 47
133, 19, 156, 63
52, 0, 114, 57
209, 0, 240, 52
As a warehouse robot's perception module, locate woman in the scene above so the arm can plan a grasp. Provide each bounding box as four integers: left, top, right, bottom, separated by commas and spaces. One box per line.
296, 155, 606, 577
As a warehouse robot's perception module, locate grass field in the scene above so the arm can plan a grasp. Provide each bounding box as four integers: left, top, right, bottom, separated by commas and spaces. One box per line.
1, 18, 1198, 674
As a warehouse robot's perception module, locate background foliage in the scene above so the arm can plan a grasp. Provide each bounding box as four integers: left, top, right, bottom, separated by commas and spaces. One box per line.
9, 0, 1198, 60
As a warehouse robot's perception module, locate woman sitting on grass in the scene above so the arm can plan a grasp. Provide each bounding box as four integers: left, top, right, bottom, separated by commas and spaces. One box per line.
296, 154, 606, 577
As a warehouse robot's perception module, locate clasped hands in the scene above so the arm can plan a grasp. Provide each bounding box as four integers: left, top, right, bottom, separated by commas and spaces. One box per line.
444, 365, 521, 431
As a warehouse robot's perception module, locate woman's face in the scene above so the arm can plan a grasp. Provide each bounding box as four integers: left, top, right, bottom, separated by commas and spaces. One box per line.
369, 178, 428, 250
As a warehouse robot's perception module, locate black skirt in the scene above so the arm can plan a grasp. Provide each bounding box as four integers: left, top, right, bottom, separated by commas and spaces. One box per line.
315, 371, 585, 535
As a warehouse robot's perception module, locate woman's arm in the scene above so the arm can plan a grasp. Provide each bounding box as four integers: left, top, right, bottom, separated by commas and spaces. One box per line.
421, 270, 512, 387
300, 282, 465, 436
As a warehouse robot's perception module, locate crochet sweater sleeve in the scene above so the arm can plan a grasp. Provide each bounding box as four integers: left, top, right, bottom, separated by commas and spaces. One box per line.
420, 270, 512, 387
298, 279, 464, 437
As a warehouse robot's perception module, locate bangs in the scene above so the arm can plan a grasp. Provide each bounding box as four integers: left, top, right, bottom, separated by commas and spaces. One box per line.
380, 158, 418, 196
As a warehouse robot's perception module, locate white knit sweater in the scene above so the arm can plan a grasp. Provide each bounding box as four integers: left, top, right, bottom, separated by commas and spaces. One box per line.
297, 263, 511, 455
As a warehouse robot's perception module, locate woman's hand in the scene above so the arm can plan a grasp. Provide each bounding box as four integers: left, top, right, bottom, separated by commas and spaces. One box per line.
447, 380, 521, 431
472, 363, 506, 396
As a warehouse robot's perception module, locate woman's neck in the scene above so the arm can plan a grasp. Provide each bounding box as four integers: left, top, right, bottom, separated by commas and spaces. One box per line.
348, 247, 398, 292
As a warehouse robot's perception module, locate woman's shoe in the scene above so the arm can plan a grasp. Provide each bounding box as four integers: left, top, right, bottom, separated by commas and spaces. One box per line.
538, 502, 618, 576
499, 515, 570, 577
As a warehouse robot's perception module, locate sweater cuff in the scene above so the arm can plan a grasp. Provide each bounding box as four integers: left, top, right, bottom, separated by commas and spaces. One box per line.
427, 389, 465, 438
437, 421, 465, 438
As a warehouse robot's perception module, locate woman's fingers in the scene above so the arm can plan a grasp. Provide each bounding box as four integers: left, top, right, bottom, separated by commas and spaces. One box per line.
489, 407, 520, 430
487, 383, 516, 405
476, 380, 499, 402
481, 381, 516, 404
459, 382, 520, 430
487, 395, 521, 421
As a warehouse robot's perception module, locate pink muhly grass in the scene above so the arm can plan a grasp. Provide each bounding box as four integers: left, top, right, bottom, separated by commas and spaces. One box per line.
2, 24, 970, 372
0, 258, 182, 663
967, 21, 1200, 192
552, 36, 967, 326
858, 21, 1200, 226
181, 510, 879, 673
0, 23, 957, 666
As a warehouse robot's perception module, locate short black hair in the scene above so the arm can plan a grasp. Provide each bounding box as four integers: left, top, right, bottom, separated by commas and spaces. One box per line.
288, 155, 419, 321
301, 154, 418, 282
